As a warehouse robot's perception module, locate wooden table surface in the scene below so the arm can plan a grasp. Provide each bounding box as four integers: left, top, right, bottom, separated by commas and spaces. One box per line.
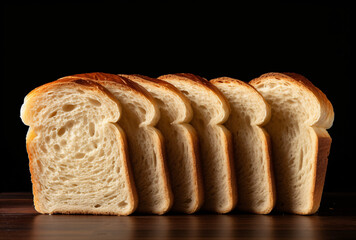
1, 192, 356, 240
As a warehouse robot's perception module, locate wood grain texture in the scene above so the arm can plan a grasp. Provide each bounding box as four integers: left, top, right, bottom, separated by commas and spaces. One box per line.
1, 193, 356, 240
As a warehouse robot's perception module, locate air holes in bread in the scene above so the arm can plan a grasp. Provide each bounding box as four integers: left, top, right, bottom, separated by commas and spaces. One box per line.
40, 144, 47, 153
75, 153, 85, 159
49, 111, 57, 118
53, 144, 60, 152
66, 120, 74, 128
57, 127, 66, 137
94, 204, 101, 208
89, 122, 95, 137
91, 141, 98, 149
62, 104, 76, 112
118, 201, 128, 208
57, 121, 74, 137
60, 140, 67, 146
99, 150, 105, 157
88, 98, 102, 107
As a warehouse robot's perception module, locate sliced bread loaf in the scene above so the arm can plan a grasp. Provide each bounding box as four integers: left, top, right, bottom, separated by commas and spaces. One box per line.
250, 72, 334, 215
121, 74, 203, 213
64, 73, 173, 215
159, 73, 237, 213
211, 77, 275, 214
20, 78, 137, 215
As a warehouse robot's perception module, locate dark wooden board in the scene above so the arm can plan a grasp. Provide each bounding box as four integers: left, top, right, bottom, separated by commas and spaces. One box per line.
1, 192, 356, 240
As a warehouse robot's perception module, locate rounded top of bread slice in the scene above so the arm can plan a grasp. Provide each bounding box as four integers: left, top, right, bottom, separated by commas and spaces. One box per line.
61, 72, 160, 127
120, 74, 193, 124
20, 77, 139, 215
21, 78, 120, 127
158, 73, 231, 125
211, 77, 271, 126
250, 72, 334, 129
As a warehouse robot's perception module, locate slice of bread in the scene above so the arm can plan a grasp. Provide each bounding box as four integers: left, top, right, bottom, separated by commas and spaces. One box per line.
64, 73, 173, 214
250, 72, 334, 215
211, 77, 275, 214
20, 78, 137, 215
121, 74, 203, 213
158, 73, 237, 213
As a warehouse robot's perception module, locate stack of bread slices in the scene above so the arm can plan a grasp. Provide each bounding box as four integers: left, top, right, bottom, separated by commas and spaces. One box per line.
20, 72, 334, 215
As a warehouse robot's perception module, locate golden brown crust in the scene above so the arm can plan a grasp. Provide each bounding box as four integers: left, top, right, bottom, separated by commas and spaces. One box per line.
25, 78, 109, 102
211, 76, 262, 95
260, 129, 276, 214
121, 74, 193, 122
125, 74, 185, 95
310, 131, 332, 215
64, 73, 160, 127
159, 73, 231, 118
210, 77, 271, 126
152, 129, 174, 215
26, 129, 42, 213
186, 125, 204, 213
223, 128, 238, 213
284, 130, 331, 215
250, 72, 334, 215
62, 72, 158, 108
282, 72, 334, 129
113, 124, 138, 214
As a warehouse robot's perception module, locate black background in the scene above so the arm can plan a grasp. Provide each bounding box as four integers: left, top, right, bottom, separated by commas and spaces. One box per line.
1, 1, 354, 192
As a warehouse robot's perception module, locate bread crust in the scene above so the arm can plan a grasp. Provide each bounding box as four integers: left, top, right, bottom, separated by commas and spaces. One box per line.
159, 74, 231, 123
221, 127, 238, 213
66, 73, 156, 105
250, 72, 334, 128
210, 77, 271, 125
121, 74, 194, 123
159, 73, 237, 213
119, 74, 203, 213
263, 128, 276, 214
22, 78, 137, 215
150, 128, 173, 214
26, 129, 42, 213
310, 129, 332, 214
186, 124, 204, 213
211, 77, 275, 214
63, 72, 173, 215
250, 72, 334, 215
61, 73, 160, 126
21, 78, 120, 126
